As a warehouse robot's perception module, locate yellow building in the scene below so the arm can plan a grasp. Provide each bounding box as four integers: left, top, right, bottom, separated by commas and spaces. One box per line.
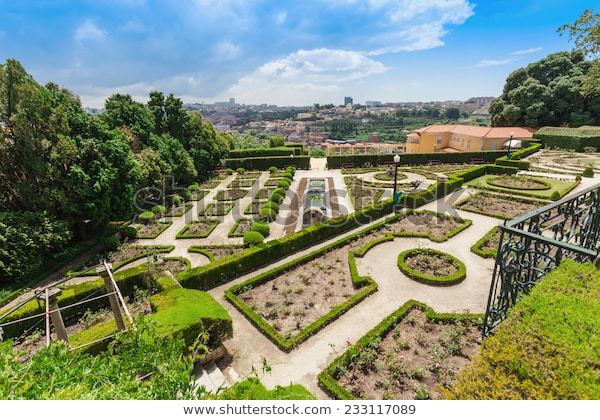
406, 125, 533, 154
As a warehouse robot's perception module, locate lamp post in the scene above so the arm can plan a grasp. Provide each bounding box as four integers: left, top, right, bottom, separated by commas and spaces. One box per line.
506, 131, 514, 158
392, 153, 401, 204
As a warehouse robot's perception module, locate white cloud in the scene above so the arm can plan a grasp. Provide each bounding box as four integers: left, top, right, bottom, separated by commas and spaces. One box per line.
222, 48, 387, 105
75, 19, 106, 42
511, 46, 543, 56
213, 42, 241, 60
119, 18, 148, 33
476, 58, 515, 68
275, 11, 288, 25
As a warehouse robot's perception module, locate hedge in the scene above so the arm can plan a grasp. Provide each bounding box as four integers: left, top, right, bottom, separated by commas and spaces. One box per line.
318, 300, 482, 399
224, 156, 310, 170
327, 151, 506, 169
533, 126, 600, 151
228, 147, 299, 158
397, 248, 466, 286
176, 199, 395, 291
470, 226, 500, 259
134, 221, 172, 239
78, 245, 175, 276
175, 220, 220, 239
243, 231, 264, 246
284, 143, 305, 155
445, 260, 600, 399
216, 377, 315, 400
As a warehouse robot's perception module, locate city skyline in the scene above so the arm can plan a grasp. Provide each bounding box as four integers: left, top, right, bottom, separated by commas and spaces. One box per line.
0, 0, 594, 107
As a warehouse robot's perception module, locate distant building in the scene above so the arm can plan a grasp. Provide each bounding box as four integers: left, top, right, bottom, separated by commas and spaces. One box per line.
406, 125, 533, 153
344, 96, 353, 108
229, 97, 235, 106
365, 100, 381, 107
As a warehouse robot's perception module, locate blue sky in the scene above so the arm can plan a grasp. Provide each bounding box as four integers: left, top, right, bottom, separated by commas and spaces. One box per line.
0, 0, 595, 107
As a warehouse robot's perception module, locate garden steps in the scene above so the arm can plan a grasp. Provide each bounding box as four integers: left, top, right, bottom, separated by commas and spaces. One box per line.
194, 361, 229, 394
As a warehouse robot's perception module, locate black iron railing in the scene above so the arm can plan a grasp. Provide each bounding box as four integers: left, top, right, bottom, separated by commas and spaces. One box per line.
483, 183, 600, 336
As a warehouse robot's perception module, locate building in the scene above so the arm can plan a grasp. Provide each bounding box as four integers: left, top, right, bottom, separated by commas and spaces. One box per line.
406, 125, 533, 154
229, 97, 235, 106
365, 100, 381, 107
344, 96, 353, 108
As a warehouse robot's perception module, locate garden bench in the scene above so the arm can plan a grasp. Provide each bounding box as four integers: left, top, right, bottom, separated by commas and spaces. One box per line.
427, 159, 442, 165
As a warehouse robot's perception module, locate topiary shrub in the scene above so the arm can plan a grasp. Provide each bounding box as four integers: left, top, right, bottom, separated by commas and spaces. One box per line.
269, 166, 277, 174
262, 201, 279, 213
575, 174, 582, 181
272, 188, 285, 197
259, 206, 277, 221
139, 211, 156, 224
237, 168, 246, 175
283, 174, 294, 183
582, 166, 594, 178
152, 205, 167, 216
251, 221, 270, 237
119, 225, 138, 240
550, 191, 561, 200
243, 231, 264, 246
286, 166, 296, 174
397, 248, 466, 286
270, 192, 284, 204
167, 194, 181, 207
277, 179, 291, 189
102, 234, 120, 251
226, 168, 233, 175
182, 191, 192, 201
188, 183, 200, 192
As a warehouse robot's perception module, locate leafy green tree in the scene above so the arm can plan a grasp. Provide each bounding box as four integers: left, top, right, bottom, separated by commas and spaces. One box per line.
185, 112, 229, 178
445, 107, 460, 120
102, 94, 155, 146
269, 134, 285, 147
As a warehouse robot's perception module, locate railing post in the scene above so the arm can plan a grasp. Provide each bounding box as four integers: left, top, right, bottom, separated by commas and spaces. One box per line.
96, 263, 126, 332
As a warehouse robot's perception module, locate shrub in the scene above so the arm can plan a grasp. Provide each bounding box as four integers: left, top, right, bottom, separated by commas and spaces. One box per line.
225, 168, 233, 175
272, 188, 285, 197
139, 211, 155, 224
243, 231, 265, 246
119, 225, 138, 240
270, 192, 284, 204
550, 191, 561, 200
327, 151, 506, 169
533, 126, 600, 151
236, 168, 246, 175
151, 205, 167, 216
259, 207, 277, 221
188, 184, 200, 192
166, 194, 181, 207
277, 179, 291, 189
102, 234, 120, 251
286, 166, 296, 174
269, 166, 277, 173
228, 147, 297, 158
582, 166, 594, 178
262, 201, 279, 213
181, 191, 192, 201
576, 175, 582, 181
224, 156, 310, 170
251, 221, 270, 237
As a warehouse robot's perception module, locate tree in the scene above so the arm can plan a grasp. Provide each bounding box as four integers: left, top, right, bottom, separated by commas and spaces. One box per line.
185, 112, 229, 178
445, 107, 460, 120
102, 94, 155, 146
269, 134, 285, 147
490, 51, 599, 127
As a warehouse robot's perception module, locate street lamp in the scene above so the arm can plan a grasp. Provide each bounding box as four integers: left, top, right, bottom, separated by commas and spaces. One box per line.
392, 153, 401, 204
506, 131, 515, 158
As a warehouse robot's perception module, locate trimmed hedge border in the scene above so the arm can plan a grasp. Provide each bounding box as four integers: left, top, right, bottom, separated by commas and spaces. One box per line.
327, 151, 506, 169
486, 176, 551, 191
188, 245, 245, 263
228, 147, 300, 158
470, 226, 499, 259
318, 300, 483, 399
533, 126, 600, 151
164, 203, 193, 217
227, 218, 254, 238
225, 156, 310, 170
397, 248, 466, 286
199, 201, 235, 216
175, 219, 220, 239
134, 221, 172, 239
78, 245, 175, 276
454, 192, 549, 220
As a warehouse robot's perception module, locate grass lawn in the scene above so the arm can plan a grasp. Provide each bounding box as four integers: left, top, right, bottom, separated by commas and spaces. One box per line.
465, 175, 578, 200
216, 378, 315, 400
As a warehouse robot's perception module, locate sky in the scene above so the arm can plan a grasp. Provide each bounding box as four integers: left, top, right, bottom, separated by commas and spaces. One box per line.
0, 0, 596, 107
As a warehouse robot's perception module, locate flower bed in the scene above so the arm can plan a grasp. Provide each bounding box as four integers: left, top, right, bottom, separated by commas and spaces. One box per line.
318, 301, 481, 400
264, 178, 283, 187
164, 203, 193, 217
228, 218, 255, 238
255, 188, 275, 199
486, 176, 550, 191
345, 177, 385, 209
176, 219, 220, 239
190, 189, 209, 201
199, 201, 235, 216
244, 200, 266, 215
188, 245, 245, 262
373, 172, 408, 182
216, 188, 248, 201
454, 192, 547, 220
397, 249, 466, 286
470, 226, 500, 258
79, 244, 175, 276
130, 221, 172, 239
228, 179, 255, 188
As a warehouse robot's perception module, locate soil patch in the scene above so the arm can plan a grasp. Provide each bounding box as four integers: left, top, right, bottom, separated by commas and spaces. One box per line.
216, 189, 248, 201
456, 192, 545, 219
200, 201, 235, 216
405, 251, 458, 277
487, 176, 549, 190
381, 212, 466, 241
131, 221, 171, 238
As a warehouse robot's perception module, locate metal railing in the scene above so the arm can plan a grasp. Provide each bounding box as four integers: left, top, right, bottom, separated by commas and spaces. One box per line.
483, 183, 600, 336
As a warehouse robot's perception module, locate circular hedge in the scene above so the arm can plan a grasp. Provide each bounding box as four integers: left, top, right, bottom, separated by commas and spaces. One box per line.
243, 231, 264, 246
251, 221, 270, 237
139, 211, 156, 224
583, 166, 594, 178
188, 183, 200, 192
486, 176, 550, 191
374, 171, 407, 181
397, 248, 466, 286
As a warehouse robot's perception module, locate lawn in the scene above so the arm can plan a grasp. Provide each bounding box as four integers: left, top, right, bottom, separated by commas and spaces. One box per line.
465, 175, 578, 200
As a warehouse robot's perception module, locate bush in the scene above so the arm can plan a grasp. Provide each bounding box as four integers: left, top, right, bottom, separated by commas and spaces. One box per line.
229, 147, 298, 158
269, 166, 277, 173
270, 192, 284, 204
286, 166, 296, 174
188, 184, 200, 192
151, 205, 167, 216
225, 168, 233, 175
102, 234, 120, 251
139, 211, 155, 224
550, 191, 561, 200
224, 156, 310, 170
445, 260, 600, 399
272, 188, 285, 197
119, 225, 138, 240
327, 151, 506, 169
582, 166, 594, 178
277, 179, 290, 189
576, 174, 582, 181
533, 126, 600, 151
269, 135, 285, 148
259, 207, 277, 221
251, 221, 270, 237
243, 231, 265, 246
262, 201, 279, 213
166, 194, 181, 207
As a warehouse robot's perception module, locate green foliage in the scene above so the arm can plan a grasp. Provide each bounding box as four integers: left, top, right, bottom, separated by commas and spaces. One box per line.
470, 226, 500, 259
269, 166, 277, 173
151, 205, 166, 216
259, 206, 277, 221
251, 221, 270, 237
445, 107, 460, 120
139, 211, 155, 224
243, 231, 265, 246
261, 201, 279, 213
277, 179, 291, 189
101, 234, 120, 251
270, 192, 284, 204
446, 260, 600, 399
225, 156, 310, 170
550, 191, 561, 200
271, 188, 285, 197
533, 126, 600, 151
327, 151, 505, 169
119, 225, 138, 240
582, 165, 595, 177
490, 51, 599, 127
0, 211, 71, 284
397, 248, 466, 286
236, 167, 246, 175
269, 134, 285, 148
217, 377, 315, 400
465, 174, 578, 200
310, 148, 326, 158
229, 147, 297, 158
0, 321, 198, 399
225, 168, 233, 175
